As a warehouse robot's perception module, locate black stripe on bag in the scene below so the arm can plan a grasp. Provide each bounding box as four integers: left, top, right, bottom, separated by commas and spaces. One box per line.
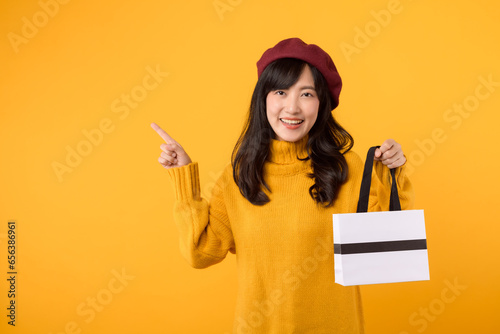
334, 239, 427, 255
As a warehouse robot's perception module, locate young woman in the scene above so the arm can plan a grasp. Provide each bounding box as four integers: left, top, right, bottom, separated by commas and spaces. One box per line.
151, 38, 414, 333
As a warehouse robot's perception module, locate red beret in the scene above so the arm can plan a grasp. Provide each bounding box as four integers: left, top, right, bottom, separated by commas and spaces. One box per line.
256, 38, 342, 108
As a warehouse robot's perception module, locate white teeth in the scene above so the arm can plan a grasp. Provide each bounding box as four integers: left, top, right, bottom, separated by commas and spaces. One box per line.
280, 118, 303, 125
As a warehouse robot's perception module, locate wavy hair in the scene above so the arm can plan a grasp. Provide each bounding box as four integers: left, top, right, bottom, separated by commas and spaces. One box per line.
231, 58, 353, 208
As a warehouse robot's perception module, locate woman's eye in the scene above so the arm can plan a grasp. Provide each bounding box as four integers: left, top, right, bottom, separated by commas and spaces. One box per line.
275, 90, 285, 95
303, 92, 314, 97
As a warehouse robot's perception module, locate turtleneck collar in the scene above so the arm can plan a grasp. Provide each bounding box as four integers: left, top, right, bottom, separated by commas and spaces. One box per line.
265, 135, 311, 175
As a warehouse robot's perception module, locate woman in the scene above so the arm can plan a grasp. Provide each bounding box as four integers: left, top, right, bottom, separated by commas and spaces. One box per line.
152, 38, 414, 333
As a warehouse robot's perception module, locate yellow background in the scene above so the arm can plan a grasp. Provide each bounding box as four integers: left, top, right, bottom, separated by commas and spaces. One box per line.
1, 0, 499, 333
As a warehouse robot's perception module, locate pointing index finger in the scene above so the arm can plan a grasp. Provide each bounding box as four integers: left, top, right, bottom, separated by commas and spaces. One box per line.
151, 122, 175, 144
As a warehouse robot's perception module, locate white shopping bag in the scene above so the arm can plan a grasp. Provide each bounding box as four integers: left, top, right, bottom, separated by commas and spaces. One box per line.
333, 146, 430, 286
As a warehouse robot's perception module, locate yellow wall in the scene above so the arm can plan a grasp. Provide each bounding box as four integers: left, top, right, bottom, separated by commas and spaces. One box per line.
1, 0, 499, 333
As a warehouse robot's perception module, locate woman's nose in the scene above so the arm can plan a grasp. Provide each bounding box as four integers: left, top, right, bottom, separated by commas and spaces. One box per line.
284, 95, 300, 113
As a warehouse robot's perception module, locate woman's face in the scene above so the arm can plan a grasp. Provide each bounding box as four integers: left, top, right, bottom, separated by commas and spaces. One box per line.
266, 65, 320, 142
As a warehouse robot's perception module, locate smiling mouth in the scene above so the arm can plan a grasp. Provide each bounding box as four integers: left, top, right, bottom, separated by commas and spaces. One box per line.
280, 118, 304, 125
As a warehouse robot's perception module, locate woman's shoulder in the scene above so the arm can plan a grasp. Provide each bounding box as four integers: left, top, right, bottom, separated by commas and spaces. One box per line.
344, 149, 363, 168
342, 150, 366, 184
212, 161, 235, 188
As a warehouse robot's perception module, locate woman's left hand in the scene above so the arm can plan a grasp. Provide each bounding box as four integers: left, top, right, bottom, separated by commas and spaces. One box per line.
374, 139, 407, 169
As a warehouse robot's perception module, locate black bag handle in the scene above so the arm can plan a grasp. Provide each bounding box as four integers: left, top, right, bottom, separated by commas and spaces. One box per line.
356, 146, 401, 213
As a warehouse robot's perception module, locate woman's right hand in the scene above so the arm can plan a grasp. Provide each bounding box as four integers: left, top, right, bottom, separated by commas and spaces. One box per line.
151, 122, 192, 169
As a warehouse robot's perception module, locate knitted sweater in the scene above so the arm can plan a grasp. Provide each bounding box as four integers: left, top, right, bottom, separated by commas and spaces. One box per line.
166, 135, 414, 333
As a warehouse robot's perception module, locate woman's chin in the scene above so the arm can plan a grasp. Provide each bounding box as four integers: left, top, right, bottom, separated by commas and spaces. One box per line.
275, 132, 306, 143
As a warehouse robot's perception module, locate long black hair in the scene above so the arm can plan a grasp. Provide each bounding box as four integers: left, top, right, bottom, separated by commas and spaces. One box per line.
231, 58, 353, 208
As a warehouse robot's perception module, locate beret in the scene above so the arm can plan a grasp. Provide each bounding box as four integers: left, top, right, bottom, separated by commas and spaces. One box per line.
256, 37, 342, 108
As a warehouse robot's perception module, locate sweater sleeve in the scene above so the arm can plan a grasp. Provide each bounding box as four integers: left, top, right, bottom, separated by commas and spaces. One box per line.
368, 160, 415, 211
166, 162, 235, 269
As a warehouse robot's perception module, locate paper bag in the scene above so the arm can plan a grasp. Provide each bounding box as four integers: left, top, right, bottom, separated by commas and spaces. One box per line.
333, 146, 430, 286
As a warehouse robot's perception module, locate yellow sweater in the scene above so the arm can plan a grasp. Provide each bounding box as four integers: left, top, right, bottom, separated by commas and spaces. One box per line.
166, 135, 414, 333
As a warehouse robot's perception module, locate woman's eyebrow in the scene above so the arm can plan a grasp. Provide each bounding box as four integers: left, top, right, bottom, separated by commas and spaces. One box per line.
300, 85, 316, 90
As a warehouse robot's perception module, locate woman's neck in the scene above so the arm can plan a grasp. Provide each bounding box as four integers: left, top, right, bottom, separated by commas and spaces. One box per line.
265, 135, 310, 175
